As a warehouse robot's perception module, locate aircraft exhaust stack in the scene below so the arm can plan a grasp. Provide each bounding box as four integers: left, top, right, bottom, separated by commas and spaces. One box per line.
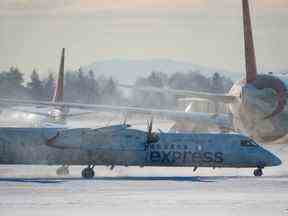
52, 48, 65, 103
243, 0, 257, 83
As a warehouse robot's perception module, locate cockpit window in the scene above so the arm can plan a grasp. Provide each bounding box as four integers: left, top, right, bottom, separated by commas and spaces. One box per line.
240, 140, 258, 147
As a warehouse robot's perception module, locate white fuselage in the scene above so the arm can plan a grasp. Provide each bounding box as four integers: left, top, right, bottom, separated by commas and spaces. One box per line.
0, 126, 281, 168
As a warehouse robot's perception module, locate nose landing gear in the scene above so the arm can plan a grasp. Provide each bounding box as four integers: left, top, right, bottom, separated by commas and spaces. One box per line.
81, 165, 95, 179
253, 167, 263, 177
56, 165, 69, 176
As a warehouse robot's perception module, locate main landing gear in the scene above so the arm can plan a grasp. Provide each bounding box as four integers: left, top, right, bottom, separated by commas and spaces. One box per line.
56, 165, 69, 176
253, 167, 263, 177
81, 165, 95, 179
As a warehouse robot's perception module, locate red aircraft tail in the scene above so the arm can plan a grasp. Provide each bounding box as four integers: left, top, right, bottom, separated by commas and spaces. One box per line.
242, 0, 287, 118
52, 48, 65, 102
242, 0, 257, 83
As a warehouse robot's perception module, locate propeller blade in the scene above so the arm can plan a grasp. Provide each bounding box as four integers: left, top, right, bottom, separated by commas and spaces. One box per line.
147, 117, 154, 143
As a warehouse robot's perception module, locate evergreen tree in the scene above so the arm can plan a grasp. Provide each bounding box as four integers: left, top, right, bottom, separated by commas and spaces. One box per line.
6, 67, 24, 86
43, 73, 55, 101
132, 71, 173, 108
76, 68, 87, 102
147, 71, 167, 87
0, 67, 27, 98
169, 70, 210, 92
87, 70, 99, 104
210, 72, 225, 93
27, 69, 44, 100
64, 71, 80, 102
100, 77, 122, 104
104, 78, 116, 95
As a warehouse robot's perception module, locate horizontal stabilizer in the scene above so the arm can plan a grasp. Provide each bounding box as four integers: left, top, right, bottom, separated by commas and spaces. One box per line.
119, 84, 236, 104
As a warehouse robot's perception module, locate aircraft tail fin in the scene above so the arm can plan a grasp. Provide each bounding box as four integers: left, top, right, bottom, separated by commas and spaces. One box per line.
52, 48, 65, 102
242, 0, 257, 83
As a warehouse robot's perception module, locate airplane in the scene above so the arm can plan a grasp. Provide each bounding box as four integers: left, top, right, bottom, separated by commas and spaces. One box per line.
0, 0, 286, 143
1, 48, 91, 127
0, 120, 282, 178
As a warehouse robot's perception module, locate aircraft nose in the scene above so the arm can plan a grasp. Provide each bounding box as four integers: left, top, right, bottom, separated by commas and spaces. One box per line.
270, 154, 282, 166
264, 151, 282, 167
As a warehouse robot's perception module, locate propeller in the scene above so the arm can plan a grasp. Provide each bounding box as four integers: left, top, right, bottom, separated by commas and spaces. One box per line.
123, 115, 127, 125
147, 117, 154, 143
120, 114, 131, 128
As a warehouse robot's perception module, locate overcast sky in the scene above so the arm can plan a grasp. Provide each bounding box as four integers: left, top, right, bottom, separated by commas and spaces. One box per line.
0, 0, 288, 78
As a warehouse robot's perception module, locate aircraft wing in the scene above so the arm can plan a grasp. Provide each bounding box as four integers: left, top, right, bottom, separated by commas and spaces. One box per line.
65, 110, 95, 117
119, 84, 237, 104
2, 103, 94, 118
7, 106, 51, 117
0, 98, 233, 129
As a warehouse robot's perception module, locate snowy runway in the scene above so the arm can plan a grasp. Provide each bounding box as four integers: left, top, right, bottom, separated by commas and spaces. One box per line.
0, 166, 288, 216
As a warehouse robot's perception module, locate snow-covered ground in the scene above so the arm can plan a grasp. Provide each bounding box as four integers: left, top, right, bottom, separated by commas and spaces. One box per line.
0, 166, 288, 216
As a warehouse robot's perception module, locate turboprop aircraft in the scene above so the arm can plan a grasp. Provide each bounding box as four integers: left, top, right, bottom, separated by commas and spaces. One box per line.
0, 121, 281, 178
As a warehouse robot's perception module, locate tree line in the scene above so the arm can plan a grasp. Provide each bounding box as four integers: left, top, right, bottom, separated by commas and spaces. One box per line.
131, 70, 233, 110
0, 67, 123, 105
0, 67, 233, 111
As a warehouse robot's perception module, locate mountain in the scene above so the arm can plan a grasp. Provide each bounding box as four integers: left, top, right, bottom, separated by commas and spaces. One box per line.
81, 59, 237, 84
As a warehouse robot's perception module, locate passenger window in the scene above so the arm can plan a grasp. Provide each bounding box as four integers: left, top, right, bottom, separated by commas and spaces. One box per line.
240, 140, 257, 147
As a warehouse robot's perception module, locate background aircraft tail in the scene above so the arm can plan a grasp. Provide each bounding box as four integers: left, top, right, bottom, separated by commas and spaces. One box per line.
52, 48, 65, 103
242, 0, 286, 118
242, 0, 257, 83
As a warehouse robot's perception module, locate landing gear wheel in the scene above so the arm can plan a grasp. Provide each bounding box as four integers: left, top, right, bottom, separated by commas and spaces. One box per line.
81, 167, 95, 179
253, 168, 263, 177
56, 165, 69, 176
